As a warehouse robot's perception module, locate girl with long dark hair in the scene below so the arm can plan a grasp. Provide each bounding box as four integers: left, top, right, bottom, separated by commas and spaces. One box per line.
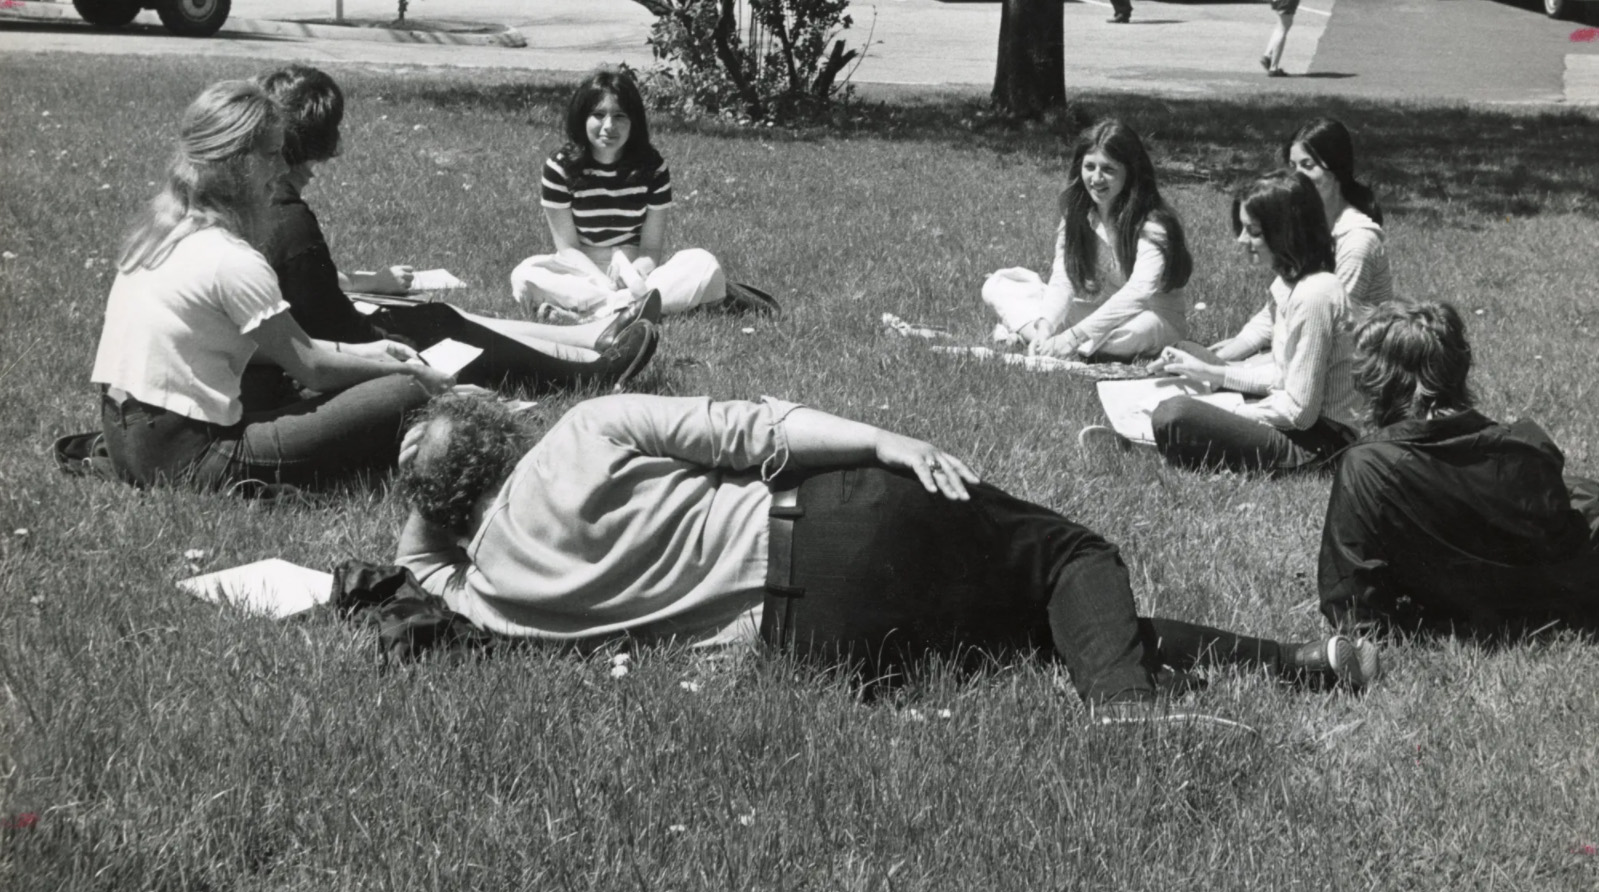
983, 119, 1193, 361
1281, 118, 1394, 319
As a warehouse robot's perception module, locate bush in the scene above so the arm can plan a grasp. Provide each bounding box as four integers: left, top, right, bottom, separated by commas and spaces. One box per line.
637, 0, 862, 123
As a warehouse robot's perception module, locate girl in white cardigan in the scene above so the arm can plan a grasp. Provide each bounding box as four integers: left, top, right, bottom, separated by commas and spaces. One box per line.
1147, 171, 1361, 474
982, 119, 1193, 361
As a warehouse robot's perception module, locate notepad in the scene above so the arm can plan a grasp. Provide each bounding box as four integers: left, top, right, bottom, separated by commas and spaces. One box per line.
178, 559, 332, 619
1095, 377, 1245, 445
413, 338, 483, 377
410, 268, 466, 291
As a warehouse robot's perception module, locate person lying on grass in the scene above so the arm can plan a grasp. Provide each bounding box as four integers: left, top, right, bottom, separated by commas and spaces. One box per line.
508, 66, 775, 321
394, 393, 1380, 724
256, 65, 660, 396
89, 80, 453, 492
1319, 300, 1599, 637
1145, 170, 1360, 474
981, 119, 1193, 362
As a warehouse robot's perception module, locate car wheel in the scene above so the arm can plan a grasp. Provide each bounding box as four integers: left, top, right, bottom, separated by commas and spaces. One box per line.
1544, 0, 1572, 20
72, 0, 141, 28
155, 0, 230, 36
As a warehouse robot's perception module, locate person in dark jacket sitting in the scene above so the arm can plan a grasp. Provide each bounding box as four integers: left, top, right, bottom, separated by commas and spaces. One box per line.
256, 64, 660, 395
1319, 300, 1599, 635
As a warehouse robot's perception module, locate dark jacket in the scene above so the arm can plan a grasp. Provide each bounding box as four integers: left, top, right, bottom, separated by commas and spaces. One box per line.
261, 178, 387, 345
1318, 410, 1599, 633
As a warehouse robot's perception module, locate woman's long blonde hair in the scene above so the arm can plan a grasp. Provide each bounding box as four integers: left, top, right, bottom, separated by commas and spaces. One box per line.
118, 80, 282, 271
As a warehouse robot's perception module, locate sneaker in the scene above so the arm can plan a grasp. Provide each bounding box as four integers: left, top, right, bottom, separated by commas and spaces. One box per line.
1291, 634, 1382, 691
1107, 14, 1130, 23
1077, 424, 1133, 453
720, 282, 781, 317
1259, 54, 1273, 72
1087, 700, 1259, 735
1267, 68, 1288, 78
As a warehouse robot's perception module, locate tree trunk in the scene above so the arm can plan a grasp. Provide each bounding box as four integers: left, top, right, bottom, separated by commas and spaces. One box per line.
992, 0, 1066, 119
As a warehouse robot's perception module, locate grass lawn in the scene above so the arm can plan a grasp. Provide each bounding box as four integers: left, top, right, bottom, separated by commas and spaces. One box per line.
3, 53, 1599, 890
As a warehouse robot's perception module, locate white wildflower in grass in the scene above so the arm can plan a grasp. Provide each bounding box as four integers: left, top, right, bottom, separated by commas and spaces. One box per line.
668, 824, 687, 834
737, 811, 755, 827
610, 653, 631, 667
183, 548, 207, 561
2, 251, 16, 260
741, 327, 756, 334
13, 528, 28, 537
937, 709, 953, 720
1194, 302, 1207, 311
609, 664, 629, 679
904, 709, 927, 722
679, 680, 703, 693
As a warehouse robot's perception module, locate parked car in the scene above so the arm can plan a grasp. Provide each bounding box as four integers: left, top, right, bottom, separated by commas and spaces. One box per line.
73, 0, 230, 37
1543, 0, 1598, 22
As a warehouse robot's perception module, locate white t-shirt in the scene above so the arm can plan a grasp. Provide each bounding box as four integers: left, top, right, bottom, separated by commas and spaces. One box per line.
92, 227, 290, 426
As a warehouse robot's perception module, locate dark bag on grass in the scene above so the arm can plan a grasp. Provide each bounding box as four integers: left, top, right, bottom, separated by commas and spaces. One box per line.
329, 560, 497, 665
53, 431, 118, 480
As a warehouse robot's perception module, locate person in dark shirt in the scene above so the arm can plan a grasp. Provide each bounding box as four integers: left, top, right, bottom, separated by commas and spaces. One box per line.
1319, 301, 1599, 635
256, 65, 661, 396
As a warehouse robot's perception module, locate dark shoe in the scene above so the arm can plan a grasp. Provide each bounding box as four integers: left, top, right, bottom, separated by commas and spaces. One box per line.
1267, 68, 1288, 78
1108, 14, 1130, 23
594, 319, 660, 392
719, 282, 781, 317
1290, 635, 1382, 691
595, 289, 663, 352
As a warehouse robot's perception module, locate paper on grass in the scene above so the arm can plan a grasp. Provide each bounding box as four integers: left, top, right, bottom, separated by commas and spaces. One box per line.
1095, 377, 1245, 445
410, 268, 466, 291
412, 338, 483, 377
178, 558, 332, 619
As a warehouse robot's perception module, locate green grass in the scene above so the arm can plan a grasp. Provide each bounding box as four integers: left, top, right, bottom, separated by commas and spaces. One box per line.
4, 54, 1599, 890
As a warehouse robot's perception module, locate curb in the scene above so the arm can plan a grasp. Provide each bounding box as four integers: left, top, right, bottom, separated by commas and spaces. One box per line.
0, 0, 526, 47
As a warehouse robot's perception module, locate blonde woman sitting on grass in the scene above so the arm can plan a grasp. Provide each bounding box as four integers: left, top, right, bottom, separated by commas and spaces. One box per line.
88, 80, 453, 493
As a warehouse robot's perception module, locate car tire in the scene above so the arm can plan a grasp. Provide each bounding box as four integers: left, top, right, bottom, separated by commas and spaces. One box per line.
72, 0, 141, 28
1544, 0, 1573, 20
155, 0, 230, 36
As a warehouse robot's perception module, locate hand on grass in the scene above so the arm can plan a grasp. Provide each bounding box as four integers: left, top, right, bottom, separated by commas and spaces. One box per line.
875, 432, 979, 501
355, 265, 415, 295
1029, 329, 1083, 359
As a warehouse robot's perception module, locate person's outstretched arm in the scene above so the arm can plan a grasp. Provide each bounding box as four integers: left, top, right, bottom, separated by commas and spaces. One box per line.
780, 407, 979, 501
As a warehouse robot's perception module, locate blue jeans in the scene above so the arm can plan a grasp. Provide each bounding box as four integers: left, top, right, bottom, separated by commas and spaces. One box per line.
763, 469, 1295, 704
100, 374, 428, 492
1152, 396, 1355, 474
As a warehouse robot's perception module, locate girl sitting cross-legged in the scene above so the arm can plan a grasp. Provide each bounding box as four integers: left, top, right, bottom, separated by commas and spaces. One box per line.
510, 67, 775, 321
982, 118, 1193, 362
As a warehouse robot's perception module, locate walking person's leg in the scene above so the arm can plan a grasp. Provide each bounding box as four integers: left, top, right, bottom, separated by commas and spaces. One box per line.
1109, 0, 1132, 23
1263, 1, 1298, 74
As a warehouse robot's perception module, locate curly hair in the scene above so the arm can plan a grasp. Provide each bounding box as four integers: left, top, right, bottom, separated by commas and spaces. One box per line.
400, 396, 534, 536
1353, 300, 1474, 428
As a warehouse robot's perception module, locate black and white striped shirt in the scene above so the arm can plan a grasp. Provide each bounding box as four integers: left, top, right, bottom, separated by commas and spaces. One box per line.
540, 149, 673, 248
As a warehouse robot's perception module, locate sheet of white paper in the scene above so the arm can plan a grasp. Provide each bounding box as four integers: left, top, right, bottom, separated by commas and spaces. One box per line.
1096, 377, 1245, 445
413, 338, 483, 377
178, 559, 332, 619
410, 268, 466, 291
352, 300, 381, 315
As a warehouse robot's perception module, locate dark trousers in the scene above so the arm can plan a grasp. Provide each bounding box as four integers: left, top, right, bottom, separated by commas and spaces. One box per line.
1152, 396, 1354, 474
1110, 0, 1132, 17
100, 375, 426, 492
762, 469, 1295, 704
372, 304, 605, 394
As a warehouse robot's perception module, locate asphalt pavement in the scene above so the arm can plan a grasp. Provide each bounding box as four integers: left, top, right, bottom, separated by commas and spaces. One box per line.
0, 0, 1595, 104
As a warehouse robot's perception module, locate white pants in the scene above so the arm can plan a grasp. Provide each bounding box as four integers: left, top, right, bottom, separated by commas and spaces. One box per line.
510, 245, 726, 318
981, 267, 1181, 360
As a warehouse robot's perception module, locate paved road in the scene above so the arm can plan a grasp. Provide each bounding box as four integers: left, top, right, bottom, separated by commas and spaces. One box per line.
0, 0, 1595, 104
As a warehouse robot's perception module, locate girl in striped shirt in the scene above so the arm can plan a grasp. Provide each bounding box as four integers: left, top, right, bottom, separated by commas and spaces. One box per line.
510, 68, 727, 320
1146, 170, 1361, 474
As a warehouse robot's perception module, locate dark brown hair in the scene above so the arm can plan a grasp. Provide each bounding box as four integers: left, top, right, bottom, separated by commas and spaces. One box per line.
1353, 300, 1474, 428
